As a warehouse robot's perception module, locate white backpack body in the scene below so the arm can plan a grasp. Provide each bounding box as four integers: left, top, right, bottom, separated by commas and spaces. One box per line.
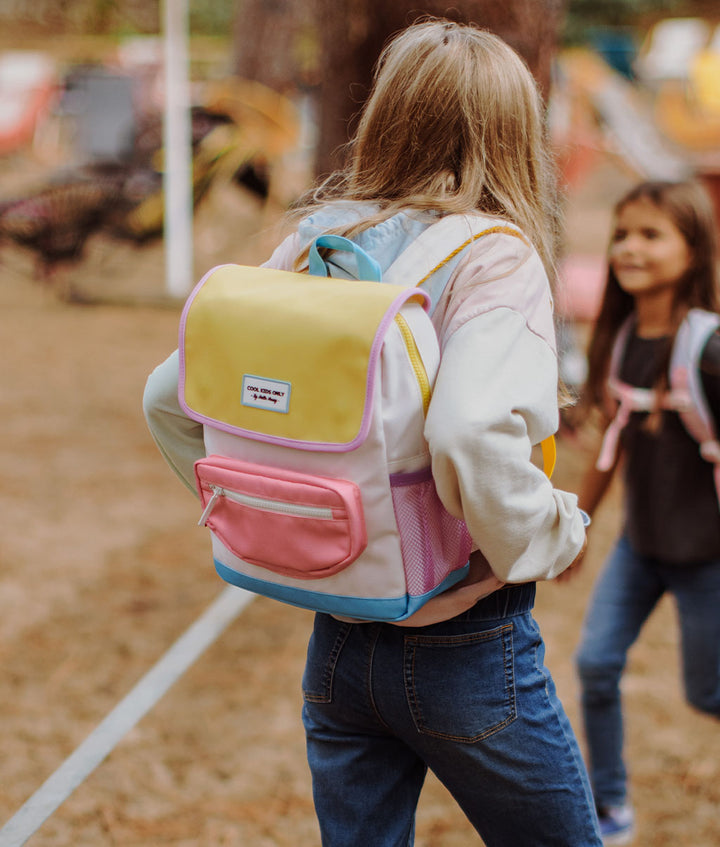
178, 215, 557, 621
178, 223, 483, 621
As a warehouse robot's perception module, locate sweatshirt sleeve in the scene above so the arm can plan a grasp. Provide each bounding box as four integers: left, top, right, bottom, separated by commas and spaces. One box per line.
425, 234, 586, 582
143, 350, 204, 495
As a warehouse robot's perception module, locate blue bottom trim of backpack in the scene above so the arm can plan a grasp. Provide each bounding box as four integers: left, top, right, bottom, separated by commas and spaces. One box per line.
213, 560, 470, 622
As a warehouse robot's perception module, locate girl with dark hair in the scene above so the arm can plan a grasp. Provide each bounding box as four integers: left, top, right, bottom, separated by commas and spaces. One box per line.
575, 179, 720, 845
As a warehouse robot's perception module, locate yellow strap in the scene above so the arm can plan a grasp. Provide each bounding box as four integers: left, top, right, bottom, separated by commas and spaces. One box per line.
541, 435, 556, 478
414, 225, 528, 288
406, 222, 555, 478
394, 314, 431, 415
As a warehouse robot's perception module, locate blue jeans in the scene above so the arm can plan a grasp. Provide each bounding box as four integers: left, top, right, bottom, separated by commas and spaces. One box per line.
575, 535, 720, 808
302, 584, 601, 846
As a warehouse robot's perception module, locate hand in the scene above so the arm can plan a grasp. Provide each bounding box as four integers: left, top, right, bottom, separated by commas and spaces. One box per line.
555, 534, 588, 583
392, 550, 505, 627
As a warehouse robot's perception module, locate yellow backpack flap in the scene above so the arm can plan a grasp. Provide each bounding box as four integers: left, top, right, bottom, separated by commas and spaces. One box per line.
179, 263, 428, 448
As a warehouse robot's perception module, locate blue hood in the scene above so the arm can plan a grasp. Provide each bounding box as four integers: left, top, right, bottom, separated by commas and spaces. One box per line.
297, 203, 465, 311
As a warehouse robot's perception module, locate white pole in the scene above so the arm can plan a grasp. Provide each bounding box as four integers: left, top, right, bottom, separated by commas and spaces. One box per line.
163, 0, 194, 297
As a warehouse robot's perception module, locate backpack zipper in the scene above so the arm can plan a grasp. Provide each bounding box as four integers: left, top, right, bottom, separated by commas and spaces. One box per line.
394, 314, 431, 415
198, 483, 334, 526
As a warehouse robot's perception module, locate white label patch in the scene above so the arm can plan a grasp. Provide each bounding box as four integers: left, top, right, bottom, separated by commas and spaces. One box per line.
241, 374, 291, 413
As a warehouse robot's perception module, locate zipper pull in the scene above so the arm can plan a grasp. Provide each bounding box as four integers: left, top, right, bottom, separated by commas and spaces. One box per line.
198, 485, 222, 526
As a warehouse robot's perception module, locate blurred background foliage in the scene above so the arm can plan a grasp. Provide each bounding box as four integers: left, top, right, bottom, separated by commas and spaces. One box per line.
0, 0, 718, 296
0, 0, 715, 39
563, 0, 707, 42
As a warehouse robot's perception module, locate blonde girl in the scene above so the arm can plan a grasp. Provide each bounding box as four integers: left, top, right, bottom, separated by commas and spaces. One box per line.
144, 20, 600, 846
576, 180, 720, 844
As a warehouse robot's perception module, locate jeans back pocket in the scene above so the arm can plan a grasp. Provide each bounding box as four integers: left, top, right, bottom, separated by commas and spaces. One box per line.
302, 617, 352, 704
403, 623, 516, 742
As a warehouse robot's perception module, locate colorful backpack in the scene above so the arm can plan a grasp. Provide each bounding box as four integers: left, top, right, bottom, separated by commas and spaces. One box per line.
178, 216, 556, 621
596, 308, 720, 505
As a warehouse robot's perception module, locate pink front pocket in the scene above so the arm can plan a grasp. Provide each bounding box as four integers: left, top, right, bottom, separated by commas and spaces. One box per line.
194, 456, 367, 579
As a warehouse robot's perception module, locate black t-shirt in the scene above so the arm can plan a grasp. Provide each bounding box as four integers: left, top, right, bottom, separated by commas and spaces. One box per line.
620, 329, 720, 564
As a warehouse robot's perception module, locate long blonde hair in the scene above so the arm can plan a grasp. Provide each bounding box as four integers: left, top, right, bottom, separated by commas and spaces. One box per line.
295, 19, 559, 278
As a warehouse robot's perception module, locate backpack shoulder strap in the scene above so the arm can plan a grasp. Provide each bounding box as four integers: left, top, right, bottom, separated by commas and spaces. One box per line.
383, 213, 555, 480
382, 214, 528, 289
669, 309, 720, 439
671, 306, 720, 451
670, 309, 720, 506
599, 310, 720, 506
596, 316, 657, 471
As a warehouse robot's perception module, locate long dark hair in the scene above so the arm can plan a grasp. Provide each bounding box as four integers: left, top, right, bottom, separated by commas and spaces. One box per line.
584, 180, 720, 416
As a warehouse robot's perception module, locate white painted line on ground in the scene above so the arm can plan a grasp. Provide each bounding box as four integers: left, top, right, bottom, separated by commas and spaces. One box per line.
0, 586, 254, 847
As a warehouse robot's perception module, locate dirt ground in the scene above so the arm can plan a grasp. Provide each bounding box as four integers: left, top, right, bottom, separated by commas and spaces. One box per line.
1, 152, 719, 847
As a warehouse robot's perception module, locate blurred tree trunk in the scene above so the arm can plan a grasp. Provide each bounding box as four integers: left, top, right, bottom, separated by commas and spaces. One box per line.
232, 0, 315, 93
231, 0, 566, 176
315, 0, 566, 176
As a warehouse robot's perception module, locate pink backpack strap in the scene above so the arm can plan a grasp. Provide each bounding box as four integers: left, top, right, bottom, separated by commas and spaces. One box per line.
596, 317, 645, 471
598, 310, 720, 504
596, 380, 657, 470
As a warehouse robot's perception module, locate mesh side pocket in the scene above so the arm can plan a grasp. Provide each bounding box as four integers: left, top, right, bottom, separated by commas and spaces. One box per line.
390, 469, 473, 596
